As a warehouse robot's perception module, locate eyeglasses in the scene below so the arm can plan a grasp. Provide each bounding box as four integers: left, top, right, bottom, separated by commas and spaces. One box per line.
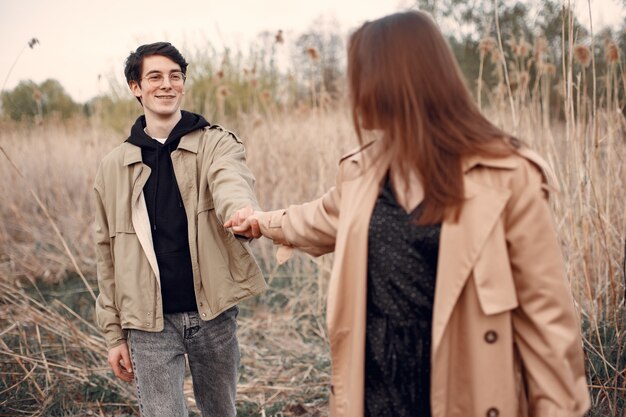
142, 72, 186, 86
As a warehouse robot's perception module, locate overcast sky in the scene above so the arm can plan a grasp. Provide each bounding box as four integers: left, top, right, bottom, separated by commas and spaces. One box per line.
1, 0, 624, 103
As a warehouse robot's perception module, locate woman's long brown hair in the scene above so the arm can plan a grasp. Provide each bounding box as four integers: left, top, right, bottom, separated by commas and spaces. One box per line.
348, 10, 513, 224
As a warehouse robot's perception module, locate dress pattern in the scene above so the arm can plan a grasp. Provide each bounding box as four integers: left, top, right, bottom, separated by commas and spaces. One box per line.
365, 174, 441, 417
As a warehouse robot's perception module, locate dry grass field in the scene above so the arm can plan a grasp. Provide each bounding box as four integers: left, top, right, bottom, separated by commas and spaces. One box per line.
0, 19, 625, 417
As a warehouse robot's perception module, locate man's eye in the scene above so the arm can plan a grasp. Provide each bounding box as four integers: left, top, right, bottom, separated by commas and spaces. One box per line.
148, 75, 163, 82
170, 74, 182, 81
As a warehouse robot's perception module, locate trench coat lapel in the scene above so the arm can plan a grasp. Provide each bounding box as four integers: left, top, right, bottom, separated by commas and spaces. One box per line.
339, 155, 390, 235
432, 177, 511, 352
123, 144, 160, 281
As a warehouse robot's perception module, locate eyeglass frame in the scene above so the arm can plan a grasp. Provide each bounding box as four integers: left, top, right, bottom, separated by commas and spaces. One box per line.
140, 71, 187, 87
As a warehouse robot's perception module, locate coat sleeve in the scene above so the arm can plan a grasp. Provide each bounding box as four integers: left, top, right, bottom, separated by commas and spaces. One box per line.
260, 161, 344, 257
206, 129, 260, 224
93, 170, 125, 349
506, 160, 590, 416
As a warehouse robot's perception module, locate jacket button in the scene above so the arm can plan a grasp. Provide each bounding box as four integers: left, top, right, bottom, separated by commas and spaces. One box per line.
484, 330, 498, 344
199, 302, 203, 307
486, 407, 499, 417
145, 323, 151, 327
201, 313, 207, 317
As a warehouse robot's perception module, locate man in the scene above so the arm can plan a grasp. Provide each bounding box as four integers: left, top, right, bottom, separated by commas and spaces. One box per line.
94, 42, 266, 416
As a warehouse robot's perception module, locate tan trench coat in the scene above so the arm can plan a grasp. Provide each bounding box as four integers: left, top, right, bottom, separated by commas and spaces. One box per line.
94, 126, 267, 349
260, 139, 589, 417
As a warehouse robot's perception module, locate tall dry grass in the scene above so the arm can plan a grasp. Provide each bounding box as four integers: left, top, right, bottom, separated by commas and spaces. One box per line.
1, 17, 625, 417
0, 110, 355, 416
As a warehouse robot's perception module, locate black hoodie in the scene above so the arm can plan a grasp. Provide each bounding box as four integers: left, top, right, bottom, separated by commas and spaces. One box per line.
126, 111, 210, 314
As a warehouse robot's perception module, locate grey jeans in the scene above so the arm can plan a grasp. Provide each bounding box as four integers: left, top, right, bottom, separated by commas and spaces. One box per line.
128, 306, 240, 417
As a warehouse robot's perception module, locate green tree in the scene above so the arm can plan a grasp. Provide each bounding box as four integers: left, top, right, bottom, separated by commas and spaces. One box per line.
1, 78, 79, 122
0, 80, 39, 122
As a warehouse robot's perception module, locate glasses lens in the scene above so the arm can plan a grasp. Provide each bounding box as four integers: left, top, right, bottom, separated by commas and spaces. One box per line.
147, 74, 164, 85
170, 72, 185, 84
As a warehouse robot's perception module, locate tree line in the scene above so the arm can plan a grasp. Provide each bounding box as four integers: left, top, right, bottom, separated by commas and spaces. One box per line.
1, 0, 624, 126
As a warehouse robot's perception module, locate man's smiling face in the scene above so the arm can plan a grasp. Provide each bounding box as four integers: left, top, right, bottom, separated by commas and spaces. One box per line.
130, 55, 185, 120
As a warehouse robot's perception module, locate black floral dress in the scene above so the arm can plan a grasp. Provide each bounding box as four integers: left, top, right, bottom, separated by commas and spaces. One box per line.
365, 174, 441, 417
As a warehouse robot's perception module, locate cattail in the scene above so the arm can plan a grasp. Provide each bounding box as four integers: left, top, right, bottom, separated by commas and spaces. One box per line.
574, 44, 591, 68
494, 83, 507, 95
28, 38, 39, 49
518, 71, 530, 89
478, 37, 496, 57
605, 41, 619, 64
216, 70, 224, 79
533, 36, 548, 56
538, 62, 557, 76
554, 79, 566, 97
216, 86, 230, 98
275, 30, 284, 44
506, 37, 518, 55
517, 40, 531, 58
490, 49, 503, 65
306, 47, 320, 61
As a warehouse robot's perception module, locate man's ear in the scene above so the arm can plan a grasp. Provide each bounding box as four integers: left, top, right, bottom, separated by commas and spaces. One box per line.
129, 80, 142, 98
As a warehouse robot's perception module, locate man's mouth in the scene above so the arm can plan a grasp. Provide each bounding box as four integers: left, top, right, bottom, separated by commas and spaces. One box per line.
156, 95, 176, 99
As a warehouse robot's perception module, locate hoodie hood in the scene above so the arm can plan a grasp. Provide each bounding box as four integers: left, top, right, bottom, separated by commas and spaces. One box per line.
126, 110, 210, 148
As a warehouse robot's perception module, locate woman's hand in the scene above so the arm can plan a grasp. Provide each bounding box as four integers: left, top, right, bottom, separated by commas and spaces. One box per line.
224, 206, 263, 239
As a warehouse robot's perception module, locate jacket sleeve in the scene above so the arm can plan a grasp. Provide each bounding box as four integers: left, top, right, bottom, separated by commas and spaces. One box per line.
94, 171, 125, 349
506, 160, 590, 416
206, 130, 260, 224
260, 161, 343, 257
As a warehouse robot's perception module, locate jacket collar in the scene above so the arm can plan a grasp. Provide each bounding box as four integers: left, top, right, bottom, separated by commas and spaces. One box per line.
123, 143, 142, 166
177, 129, 203, 154
122, 129, 203, 166
462, 153, 519, 173
345, 139, 521, 175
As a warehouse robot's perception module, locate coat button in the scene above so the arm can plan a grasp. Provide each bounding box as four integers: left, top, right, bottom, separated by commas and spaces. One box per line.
199, 302, 203, 307
145, 323, 151, 327
201, 313, 207, 317
484, 330, 498, 344
486, 407, 499, 417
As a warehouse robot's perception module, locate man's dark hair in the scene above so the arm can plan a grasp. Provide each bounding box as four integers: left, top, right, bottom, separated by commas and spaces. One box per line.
124, 42, 188, 85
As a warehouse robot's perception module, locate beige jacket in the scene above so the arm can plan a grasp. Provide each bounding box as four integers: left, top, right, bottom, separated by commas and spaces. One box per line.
261, 139, 590, 417
94, 126, 267, 349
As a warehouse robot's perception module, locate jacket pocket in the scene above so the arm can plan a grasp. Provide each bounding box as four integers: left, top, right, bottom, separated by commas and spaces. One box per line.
115, 217, 135, 234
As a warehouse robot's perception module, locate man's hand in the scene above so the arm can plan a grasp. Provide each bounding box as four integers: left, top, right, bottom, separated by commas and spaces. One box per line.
224, 206, 262, 239
108, 342, 134, 383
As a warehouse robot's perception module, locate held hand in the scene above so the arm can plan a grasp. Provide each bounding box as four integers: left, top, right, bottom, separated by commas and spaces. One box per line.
224, 205, 254, 228
224, 208, 263, 239
108, 342, 134, 383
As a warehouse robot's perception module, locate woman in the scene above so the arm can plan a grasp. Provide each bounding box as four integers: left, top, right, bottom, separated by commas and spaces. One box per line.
226, 10, 590, 417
